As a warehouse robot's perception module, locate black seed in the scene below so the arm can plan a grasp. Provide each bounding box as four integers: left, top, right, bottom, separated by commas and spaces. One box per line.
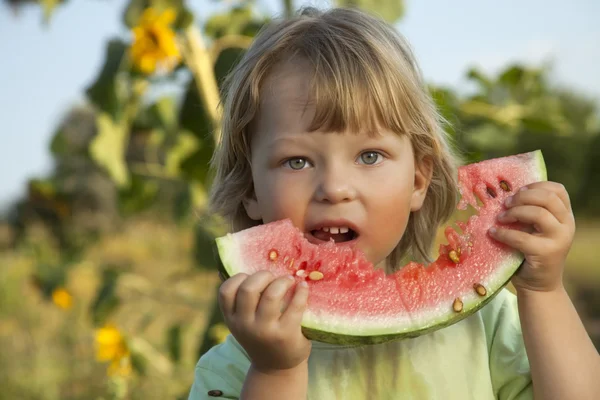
486, 186, 497, 198
208, 389, 223, 397
499, 180, 511, 192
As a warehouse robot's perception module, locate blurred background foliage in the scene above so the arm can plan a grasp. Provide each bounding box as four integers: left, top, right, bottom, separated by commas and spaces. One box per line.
1, 0, 600, 399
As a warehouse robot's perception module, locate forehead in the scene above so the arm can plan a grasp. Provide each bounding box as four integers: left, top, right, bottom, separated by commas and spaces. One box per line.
255, 60, 316, 136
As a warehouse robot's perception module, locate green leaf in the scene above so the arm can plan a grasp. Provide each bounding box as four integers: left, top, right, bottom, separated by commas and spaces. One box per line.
214, 47, 246, 87
166, 324, 182, 363
521, 116, 559, 134
464, 123, 516, 153
204, 5, 256, 38
498, 65, 526, 87
123, 0, 147, 28
90, 268, 121, 326
165, 130, 200, 175
151, 97, 178, 134
179, 77, 213, 138
174, 8, 194, 30
85, 40, 128, 120
49, 129, 69, 156
118, 174, 159, 215
90, 113, 130, 187
179, 141, 214, 186
466, 68, 493, 93
130, 350, 148, 376
173, 182, 207, 222
194, 223, 217, 269
335, 0, 405, 23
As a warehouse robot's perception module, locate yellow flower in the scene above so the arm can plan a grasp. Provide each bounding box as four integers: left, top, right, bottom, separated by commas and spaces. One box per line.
130, 8, 181, 75
51, 287, 73, 310
95, 324, 129, 362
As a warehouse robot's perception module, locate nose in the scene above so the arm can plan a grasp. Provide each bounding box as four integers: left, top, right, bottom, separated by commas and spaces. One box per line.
314, 165, 357, 203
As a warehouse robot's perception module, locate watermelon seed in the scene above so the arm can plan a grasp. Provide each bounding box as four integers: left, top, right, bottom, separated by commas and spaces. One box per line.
289, 258, 295, 269
309, 271, 324, 281
449, 250, 460, 264
474, 283, 487, 296
486, 187, 497, 198
499, 180, 511, 192
296, 269, 307, 277
268, 249, 278, 261
453, 298, 463, 313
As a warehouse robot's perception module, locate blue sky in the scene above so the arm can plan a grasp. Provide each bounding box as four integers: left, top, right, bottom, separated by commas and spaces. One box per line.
1, 0, 599, 210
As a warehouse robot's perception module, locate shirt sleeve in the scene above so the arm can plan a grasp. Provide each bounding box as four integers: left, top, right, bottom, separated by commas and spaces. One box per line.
482, 289, 534, 400
188, 335, 251, 400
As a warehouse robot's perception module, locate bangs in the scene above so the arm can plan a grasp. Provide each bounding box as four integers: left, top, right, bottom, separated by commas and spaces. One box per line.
280, 20, 425, 138
305, 52, 409, 137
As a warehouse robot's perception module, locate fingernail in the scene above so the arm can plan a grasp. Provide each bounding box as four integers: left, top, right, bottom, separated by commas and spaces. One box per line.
488, 227, 497, 235
287, 274, 295, 280
505, 196, 513, 206
519, 186, 528, 192
497, 211, 506, 219
299, 281, 308, 288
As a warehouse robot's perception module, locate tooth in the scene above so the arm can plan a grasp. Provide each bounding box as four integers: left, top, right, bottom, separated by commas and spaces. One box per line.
340, 227, 349, 234
330, 227, 339, 234
322, 227, 330, 232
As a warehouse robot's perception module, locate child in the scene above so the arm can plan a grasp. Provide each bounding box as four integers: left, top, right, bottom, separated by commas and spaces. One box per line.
188, 7, 599, 400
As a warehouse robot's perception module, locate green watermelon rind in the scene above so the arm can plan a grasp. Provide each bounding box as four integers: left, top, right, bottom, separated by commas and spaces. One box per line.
216, 150, 547, 345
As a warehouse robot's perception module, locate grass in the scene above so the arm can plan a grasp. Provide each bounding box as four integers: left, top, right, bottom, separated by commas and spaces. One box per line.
0, 219, 219, 400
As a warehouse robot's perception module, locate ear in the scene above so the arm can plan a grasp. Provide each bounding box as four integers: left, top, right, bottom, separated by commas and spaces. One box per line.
410, 156, 433, 212
243, 192, 262, 221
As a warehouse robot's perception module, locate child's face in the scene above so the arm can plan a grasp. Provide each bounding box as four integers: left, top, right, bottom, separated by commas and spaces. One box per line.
243, 63, 431, 269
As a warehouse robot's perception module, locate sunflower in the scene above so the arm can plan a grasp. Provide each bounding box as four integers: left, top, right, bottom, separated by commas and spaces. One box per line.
130, 8, 181, 75
95, 323, 131, 377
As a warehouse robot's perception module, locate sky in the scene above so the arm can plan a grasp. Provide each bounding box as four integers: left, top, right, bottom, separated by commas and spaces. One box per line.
1, 0, 599, 211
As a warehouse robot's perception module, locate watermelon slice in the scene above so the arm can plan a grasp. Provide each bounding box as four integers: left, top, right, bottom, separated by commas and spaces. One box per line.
216, 151, 547, 345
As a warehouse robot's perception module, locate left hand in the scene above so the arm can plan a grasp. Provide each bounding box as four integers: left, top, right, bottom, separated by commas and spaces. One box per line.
488, 181, 576, 293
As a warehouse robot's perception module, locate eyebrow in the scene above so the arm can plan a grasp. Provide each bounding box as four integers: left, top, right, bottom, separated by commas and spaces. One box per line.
266, 136, 309, 150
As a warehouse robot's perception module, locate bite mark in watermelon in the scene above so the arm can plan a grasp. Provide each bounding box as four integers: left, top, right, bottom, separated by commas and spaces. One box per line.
216, 151, 547, 345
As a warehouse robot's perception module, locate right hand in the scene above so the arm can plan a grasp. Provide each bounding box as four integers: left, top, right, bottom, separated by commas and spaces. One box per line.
218, 271, 311, 373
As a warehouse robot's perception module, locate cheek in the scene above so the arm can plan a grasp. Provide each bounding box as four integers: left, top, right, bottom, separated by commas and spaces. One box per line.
365, 174, 414, 241
255, 172, 311, 222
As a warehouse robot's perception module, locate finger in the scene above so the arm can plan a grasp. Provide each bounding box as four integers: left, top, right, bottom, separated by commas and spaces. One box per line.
519, 181, 571, 211
218, 273, 249, 319
488, 226, 545, 255
256, 275, 296, 322
506, 188, 570, 224
280, 281, 309, 327
235, 271, 277, 318
497, 205, 560, 234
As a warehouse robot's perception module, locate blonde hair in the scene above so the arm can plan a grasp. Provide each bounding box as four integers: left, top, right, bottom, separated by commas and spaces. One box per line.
208, 7, 461, 269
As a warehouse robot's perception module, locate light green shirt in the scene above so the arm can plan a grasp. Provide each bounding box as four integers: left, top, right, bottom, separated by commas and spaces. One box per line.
189, 289, 532, 400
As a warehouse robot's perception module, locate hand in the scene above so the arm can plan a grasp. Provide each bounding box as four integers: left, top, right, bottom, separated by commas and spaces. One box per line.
218, 271, 311, 373
488, 181, 575, 293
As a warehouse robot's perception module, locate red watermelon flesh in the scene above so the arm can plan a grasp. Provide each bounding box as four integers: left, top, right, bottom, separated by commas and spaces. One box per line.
216, 151, 547, 345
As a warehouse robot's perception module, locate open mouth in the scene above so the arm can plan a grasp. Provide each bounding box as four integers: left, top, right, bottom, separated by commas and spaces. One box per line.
310, 226, 358, 243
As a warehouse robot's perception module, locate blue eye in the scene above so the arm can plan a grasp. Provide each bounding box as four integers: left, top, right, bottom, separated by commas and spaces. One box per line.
358, 151, 382, 165
285, 158, 309, 170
